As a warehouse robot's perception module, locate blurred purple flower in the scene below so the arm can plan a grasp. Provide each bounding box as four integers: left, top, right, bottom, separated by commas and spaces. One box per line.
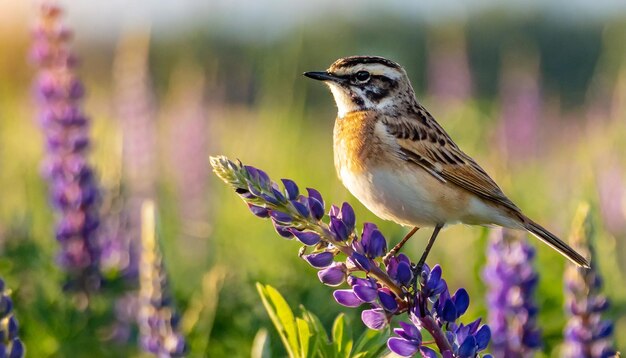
138, 202, 187, 357
211, 155, 492, 357
427, 27, 473, 105
483, 228, 542, 357
596, 162, 626, 237
497, 50, 542, 163
32, 2, 102, 292
0, 279, 25, 358
163, 63, 211, 230
562, 205, 616, 358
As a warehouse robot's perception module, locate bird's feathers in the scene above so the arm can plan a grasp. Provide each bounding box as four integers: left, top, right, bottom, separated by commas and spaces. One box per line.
382, 110, 522, 216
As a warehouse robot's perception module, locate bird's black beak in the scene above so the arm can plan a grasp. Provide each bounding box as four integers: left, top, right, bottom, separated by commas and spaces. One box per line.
303, 71, 342, 83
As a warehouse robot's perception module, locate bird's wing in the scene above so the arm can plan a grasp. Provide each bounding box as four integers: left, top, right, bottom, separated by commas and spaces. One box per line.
382, 109, 521, 214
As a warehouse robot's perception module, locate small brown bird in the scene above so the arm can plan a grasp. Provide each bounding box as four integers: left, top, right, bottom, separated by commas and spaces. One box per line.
304, 55, 589, 269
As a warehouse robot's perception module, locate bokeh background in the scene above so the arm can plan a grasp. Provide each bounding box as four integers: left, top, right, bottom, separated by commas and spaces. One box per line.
0, 0, 625, 356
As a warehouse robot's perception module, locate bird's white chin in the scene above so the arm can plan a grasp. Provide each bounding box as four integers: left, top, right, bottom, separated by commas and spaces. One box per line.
327, 84, 362, 118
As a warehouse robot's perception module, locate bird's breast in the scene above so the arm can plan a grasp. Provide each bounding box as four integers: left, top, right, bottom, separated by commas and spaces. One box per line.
333, 112, 474, 227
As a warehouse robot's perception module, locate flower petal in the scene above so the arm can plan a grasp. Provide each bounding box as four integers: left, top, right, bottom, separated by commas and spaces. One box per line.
353, 285, 378, 303
308, 197, 324, 220
272, 221, 293, 238
303, 252, 334, 269
378, 291, 398, 312
396, 261, 413, 286
317, 263, 346, 286
366, 229, 386, 258
361, 309, 388, 330
291, 200, 310, 218
289, 229, 321, 246
281, 179, 299, 200
333, 290, 362, 307
350, 252, 370, 271
398, 321, 421, 341
453, 288, 470, 316
268, 210, 292, 224
248, 204, 269, 218
330, 217, 349, 241
340, 202, 355, 231
387, 337, 419, 357
457, 335, 477, 358
474, 325, 491, 351
420, 346, 438, 358
306, 188, 324, 206
441, 299, 458, 322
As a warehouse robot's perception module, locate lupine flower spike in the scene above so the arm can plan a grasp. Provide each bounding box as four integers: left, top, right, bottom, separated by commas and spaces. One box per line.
138, 201, 187, 357
211, 155, 492, 357
0, 279, 25, 358
483, 228, 542, 357
562, 203, 617, 358
32, 2, 102, 293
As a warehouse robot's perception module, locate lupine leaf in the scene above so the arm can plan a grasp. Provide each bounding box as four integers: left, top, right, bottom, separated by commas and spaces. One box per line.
296, 317, 313, 358
300, 307, 334, 358
256, 283, 299, 358
351, 328, 390, 358
331, 313, 353, 357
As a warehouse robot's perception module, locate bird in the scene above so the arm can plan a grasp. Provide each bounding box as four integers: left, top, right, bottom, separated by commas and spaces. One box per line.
303, 55, 590, 270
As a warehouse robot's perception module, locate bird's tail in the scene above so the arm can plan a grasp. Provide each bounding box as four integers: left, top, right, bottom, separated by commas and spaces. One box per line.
523, 216, 590, 268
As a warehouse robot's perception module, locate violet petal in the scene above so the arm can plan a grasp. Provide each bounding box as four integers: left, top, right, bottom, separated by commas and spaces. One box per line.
333, 290, 362, 307
387, 338, 419, 357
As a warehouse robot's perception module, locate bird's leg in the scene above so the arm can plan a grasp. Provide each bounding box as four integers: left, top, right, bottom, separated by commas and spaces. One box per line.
383, 226, 420, 265
413, 224, 443, 277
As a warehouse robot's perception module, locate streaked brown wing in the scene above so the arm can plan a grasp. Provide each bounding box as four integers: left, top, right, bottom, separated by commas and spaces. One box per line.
382, 111, 521, 214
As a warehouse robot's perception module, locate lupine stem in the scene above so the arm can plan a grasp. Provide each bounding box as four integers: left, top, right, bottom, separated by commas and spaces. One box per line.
421, 315, 453, 351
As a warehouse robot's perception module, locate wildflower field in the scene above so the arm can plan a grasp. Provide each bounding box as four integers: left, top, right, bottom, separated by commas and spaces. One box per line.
0, 2, 625, 357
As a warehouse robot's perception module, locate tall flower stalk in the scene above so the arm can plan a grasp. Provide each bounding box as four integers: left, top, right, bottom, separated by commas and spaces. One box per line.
31, 2, 102, 292
427, 26, 473, 105
138, 201, 187, 357
497, 48, 541, 163
211, 155, 492, 357
483, 228, 542, 357
109, 26, 158, 279
0, 279, 25, 358
562, 204, 616, 358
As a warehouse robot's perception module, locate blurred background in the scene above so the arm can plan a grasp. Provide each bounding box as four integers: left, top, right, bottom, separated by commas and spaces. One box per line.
0, 0, 625, 356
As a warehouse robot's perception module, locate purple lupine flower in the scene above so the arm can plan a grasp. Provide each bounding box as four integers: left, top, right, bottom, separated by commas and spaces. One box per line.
562, 205, 616, 358
108, 25, 158, 282
163, 63, 212, 258
211, 155, 492, 357
113, 26, 157, 200
596, 162, 626, 238
32, 2, 102, 292
497, 52, 542, 163
0, 279, 25, 358
483, 228, 542, 357
427, 28, 473, 105
138, 201, 187, 357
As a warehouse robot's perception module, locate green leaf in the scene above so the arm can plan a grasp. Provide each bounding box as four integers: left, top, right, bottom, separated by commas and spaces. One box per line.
351, 328, 390, 358
296, 317, 314, 358
256, 283, 300, 358
300, 307, 334, 358
332, 313, 353, 358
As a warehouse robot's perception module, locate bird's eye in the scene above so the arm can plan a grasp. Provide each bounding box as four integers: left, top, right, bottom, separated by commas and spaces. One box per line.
354, 71, 371, 83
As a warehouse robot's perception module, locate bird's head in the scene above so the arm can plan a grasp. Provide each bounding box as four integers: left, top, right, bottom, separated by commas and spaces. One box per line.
304, 56, 417, 118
